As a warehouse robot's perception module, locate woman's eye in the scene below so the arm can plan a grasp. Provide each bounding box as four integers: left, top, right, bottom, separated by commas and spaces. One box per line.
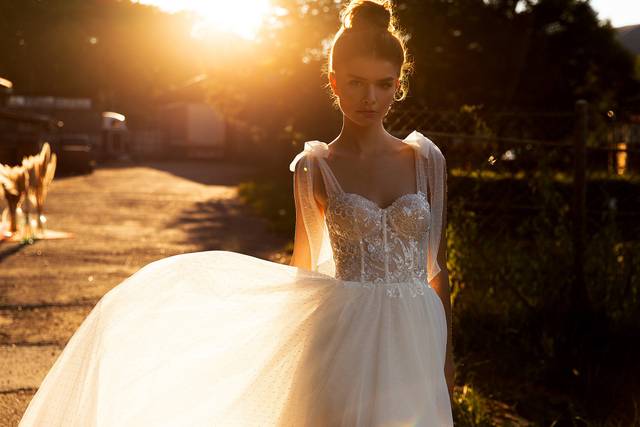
380, 82, 393, 89
349, 80, 362, 87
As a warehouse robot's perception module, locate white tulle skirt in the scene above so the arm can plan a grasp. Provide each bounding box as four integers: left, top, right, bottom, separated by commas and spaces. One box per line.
19, 251, 453, 426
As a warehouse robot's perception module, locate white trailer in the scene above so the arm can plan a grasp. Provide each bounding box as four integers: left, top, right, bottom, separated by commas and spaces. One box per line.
159, 102, 226, 159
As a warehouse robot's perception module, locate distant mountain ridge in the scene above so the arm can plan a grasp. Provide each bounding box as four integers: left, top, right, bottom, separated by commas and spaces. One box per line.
617, 24, 640, 54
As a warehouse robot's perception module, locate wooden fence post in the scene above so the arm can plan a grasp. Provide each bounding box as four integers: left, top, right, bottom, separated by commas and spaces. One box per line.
572, 99, 589, 309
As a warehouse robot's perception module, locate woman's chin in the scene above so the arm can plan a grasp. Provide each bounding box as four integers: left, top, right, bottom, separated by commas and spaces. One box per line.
346, 112, 382, 127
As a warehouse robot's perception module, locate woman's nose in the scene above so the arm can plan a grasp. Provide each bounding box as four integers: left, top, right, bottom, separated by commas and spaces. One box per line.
363, 84, 376, 104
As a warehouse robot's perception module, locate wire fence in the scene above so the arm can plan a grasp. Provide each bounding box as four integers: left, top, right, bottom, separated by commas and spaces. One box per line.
385, 100, 640, 315
387, 103, 640, 177
386, 102, 640, 223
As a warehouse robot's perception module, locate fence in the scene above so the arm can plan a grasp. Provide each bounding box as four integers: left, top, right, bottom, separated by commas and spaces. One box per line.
384, 100, 640, 315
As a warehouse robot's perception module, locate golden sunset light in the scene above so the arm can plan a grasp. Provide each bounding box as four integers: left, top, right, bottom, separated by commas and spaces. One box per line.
133, 0, 275, 39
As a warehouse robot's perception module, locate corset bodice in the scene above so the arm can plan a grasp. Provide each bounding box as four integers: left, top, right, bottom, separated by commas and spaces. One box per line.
312, 145, 433, 296
325, 190, 431, 286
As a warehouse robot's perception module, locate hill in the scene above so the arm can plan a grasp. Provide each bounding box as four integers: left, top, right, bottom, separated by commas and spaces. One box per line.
617, 24, 640, 54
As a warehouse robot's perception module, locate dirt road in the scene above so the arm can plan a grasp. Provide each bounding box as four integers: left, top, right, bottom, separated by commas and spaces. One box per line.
0, 161, 290, 426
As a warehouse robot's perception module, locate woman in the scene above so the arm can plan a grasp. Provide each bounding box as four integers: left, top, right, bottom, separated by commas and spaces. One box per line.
19, 1, 453, 425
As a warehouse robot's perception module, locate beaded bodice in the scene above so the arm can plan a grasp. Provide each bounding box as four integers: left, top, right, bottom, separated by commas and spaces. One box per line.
313, 146, 432, 294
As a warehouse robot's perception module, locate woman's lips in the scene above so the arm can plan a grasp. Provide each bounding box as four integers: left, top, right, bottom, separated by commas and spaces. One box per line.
357, 110, 377, 116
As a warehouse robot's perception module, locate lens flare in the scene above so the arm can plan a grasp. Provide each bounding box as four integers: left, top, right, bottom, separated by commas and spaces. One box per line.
134, 0, 272, 40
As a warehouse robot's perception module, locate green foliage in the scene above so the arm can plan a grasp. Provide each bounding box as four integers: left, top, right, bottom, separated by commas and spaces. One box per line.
0, 0, 197, 114
452, 385, 495, 427
237, 172, 295, 235
584, 204, 640, 324
395, 0, 639, 110
447, 155, 640, 423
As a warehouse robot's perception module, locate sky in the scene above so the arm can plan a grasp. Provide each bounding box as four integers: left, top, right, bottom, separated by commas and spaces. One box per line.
590, 0, 640, 27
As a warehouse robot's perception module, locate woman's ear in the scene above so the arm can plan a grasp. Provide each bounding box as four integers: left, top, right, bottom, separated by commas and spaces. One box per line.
393, 77, 402, 101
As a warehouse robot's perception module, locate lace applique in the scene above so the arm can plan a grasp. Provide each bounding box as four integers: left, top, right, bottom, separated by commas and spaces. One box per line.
325, 190, 432, 298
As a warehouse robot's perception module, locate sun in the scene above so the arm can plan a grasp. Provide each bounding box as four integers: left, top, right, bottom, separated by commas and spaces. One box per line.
134, 0, 274, 40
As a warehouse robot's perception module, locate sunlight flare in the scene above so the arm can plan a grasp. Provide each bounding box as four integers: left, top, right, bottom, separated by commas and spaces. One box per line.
133, 0, 273, 39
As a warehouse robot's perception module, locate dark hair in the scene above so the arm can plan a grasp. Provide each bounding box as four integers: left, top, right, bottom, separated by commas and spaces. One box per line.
327, 0, 412, 102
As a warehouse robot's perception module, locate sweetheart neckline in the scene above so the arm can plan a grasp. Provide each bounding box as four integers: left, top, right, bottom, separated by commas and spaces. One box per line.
318, 145, 425, 212
329, 190, 428, 212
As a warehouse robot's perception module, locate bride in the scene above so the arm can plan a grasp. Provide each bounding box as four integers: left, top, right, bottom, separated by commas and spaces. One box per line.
19, 0, 454, 425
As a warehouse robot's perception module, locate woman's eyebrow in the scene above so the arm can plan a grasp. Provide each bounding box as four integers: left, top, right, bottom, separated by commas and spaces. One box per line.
346, 73, 395, 82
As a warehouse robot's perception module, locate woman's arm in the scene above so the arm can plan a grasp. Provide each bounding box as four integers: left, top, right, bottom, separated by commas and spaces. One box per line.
289, 161, 312, 269
429, 162, 454, 404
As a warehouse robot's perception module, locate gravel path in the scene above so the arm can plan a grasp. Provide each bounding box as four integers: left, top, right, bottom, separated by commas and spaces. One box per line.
0, 161, 290, 426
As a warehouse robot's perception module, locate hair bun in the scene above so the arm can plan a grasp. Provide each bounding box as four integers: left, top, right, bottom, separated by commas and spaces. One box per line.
342, 1, 392, 32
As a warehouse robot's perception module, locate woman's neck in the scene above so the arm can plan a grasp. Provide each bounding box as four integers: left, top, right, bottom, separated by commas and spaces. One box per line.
331, 116, 394, 158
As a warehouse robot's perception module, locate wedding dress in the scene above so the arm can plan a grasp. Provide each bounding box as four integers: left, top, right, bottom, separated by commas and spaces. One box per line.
18, 130, 453, 426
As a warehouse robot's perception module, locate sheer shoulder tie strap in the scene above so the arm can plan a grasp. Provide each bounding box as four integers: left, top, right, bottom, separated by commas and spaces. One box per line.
289, 140, 328, 172
289, 141, 336, 276
290, 141, 343, 198
404, 130, 447, 283
413, 144, 426, 195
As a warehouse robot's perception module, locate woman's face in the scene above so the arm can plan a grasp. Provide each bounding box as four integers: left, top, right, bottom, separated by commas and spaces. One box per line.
330, 56, 400, 127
